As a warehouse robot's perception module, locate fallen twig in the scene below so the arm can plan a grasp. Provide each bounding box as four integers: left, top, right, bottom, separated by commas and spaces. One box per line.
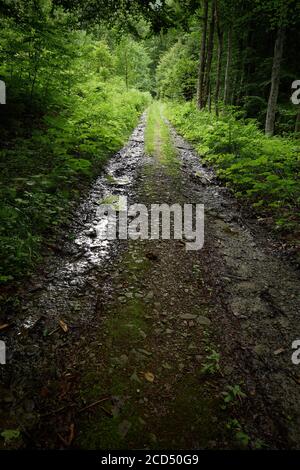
48, 327, 60, 336
100, 405, 113, 417
79, 396, 111, 413
41, 403, 76, 417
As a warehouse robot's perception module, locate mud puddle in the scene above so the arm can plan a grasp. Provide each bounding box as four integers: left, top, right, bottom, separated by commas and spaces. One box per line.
15, 116, 148, 332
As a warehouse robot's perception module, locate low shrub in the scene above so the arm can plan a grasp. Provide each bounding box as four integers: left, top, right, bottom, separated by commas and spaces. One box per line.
167, 101, 300, 236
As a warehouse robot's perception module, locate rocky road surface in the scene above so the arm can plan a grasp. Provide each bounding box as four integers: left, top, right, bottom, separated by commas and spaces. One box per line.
1, 113, 300, 449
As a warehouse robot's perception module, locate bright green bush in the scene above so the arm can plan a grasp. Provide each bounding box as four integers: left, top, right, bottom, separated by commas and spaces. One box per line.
167, 102, 300, 234
156, 38, 198, 101
0, 82, 150, 281
0, 6, 151, 282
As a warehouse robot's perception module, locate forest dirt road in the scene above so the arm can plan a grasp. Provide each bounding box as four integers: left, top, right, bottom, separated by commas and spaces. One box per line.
1, 103, 300, 449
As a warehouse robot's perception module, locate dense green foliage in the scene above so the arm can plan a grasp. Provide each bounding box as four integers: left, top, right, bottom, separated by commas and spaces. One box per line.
115, 36, 152, 91
0, 0, 299, 284
156, 36, 198, 100
145, 102, 179, 175
0, 1, 150, 282
167, 101, 300, 232
157, 0, 300, 135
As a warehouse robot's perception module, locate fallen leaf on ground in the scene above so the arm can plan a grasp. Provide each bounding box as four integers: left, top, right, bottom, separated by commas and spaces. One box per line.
144, 372, 155, 383
59, 319, 68, 333
274, 348, 285, 355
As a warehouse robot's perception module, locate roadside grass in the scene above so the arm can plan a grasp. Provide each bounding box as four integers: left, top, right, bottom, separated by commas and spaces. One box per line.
77, 244, 152, 449
0, 85, 150, 285
166, 101, 300, 239
145, 102, 179, 175
144, 102, 157, 156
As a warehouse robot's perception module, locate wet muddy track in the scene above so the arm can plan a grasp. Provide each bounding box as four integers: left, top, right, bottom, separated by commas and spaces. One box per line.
0, 116, 150, 446
172, 128, 300, 447
1, 114, 300, 449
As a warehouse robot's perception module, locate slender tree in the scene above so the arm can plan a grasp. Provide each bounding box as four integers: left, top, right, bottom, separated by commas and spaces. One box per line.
223, 28, 232, 105
196, 0, 209, 109
203, 0, 216, 109
214, 0, 223, 116
265, 25, 285, 135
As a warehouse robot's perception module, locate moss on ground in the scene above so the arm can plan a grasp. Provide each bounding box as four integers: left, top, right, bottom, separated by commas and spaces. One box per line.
145, 102, 180, 176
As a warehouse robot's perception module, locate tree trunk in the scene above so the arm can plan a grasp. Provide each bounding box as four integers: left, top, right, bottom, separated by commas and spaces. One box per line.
214, 0, 223, 117
223, 29, 232, 106
236, 59, 245, 106
203, 0, 216, 109
208, 82, 212, 113
235, 31, 247, 106
230, 71, 238, 105
265, 27, 285, 136
196, 0, 209, 109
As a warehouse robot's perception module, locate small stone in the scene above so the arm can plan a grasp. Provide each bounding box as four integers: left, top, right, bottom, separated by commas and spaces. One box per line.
145, 291, 154, 301
197, 316, 211, 326
254, 344, 266, 356
139, 329, 147, 339
180, 314, 198, 320
137, 348, 152, 356
120, 354, 128, 364
223, 365, 234, 376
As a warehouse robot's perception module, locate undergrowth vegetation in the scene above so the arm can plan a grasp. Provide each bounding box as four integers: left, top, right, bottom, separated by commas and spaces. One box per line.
0, 85, 149, 283
0, 3, 151, 283
167, 102, 300, 237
